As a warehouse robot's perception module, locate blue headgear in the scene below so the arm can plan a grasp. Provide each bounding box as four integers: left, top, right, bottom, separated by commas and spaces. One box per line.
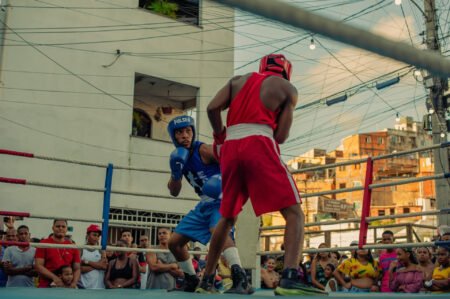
167, 115, 196, 147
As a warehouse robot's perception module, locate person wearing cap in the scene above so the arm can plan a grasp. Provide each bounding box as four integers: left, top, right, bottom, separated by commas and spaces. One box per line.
166, 115, 251, 294
78, 224, 107, 289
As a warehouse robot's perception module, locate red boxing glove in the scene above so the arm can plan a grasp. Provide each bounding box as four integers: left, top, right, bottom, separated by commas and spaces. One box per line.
213, 127, 226, 161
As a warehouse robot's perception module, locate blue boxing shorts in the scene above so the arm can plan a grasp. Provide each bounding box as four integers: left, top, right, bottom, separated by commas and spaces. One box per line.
174, 199, 234, 245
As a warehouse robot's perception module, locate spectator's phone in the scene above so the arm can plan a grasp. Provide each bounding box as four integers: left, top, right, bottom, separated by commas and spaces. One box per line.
3, 217, 9, 223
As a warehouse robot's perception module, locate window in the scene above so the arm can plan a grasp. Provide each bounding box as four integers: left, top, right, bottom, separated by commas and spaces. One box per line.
367, 152, 372, 157
139, 0, 200, 26
109, 207, 185, 245
353, 181, 361, 187
339, 183, 346, 189
339, 166, 346, 171
391, 136, 397, 143
390, 208, 395, 215
133, 72, 198, 142
354, 164, 360, 170
365, 137, 371, 143
378, 138, 384, 144
403, 207, 410, 213
378, 210, 385, 216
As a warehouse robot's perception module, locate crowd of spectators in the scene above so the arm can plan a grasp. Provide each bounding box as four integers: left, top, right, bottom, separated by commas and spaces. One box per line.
261, 229, 450, 293
0, 217, 449, 293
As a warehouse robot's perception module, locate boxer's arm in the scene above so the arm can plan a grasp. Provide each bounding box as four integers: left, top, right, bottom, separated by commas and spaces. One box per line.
168, 178, 182, 197
274, 84, 298, 144
207, 77, 239, 134
199, 144, 218, 164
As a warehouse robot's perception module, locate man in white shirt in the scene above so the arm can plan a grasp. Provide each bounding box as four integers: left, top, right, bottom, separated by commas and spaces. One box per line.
3, 225, 36, 287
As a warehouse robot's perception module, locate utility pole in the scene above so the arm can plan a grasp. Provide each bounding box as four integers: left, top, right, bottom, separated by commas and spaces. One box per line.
424, 0, 449, 225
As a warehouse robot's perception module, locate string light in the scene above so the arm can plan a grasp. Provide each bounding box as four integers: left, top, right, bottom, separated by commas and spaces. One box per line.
395, 113, 400, 122
429, 108, 434, 114
309, 38, 316, 50
395, 0, 402, 5
441, 133, 446, 138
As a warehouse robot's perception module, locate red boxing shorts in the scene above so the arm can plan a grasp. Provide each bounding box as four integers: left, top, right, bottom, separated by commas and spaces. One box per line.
219, 124, 301, 218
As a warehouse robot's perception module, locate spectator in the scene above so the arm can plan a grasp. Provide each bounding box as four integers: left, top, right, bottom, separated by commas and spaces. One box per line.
274, 244, 285, 274
311, 243, 335, 290
416, 247, 434, 285
34, 219, 80, 288
78, 225, 107, 289
427, 246, 450, 293
104, 240, 139, 289
105, 244, 115, 263
303, 251, 315, 284
192, 247, 206, 274
379, 230, 397, 292
349, 240, 359, 258
334, 247, 381, 292
120, 229, 137, 259
331, 252, 341, 264
261, 256, 280, 289
324, 264, 340, 292
52, 265, 75, 288
375, 241, 385, 260
137, 235, 150, 289
437, 225, 450, 241
388, 248, 423, 293
5, 229, 18, 243
2, 225, 36, 287
146, 227, 183, 289
218, 255, 232, 290
0, 229, 8, 287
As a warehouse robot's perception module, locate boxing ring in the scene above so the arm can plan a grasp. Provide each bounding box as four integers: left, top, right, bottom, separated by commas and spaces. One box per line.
1, 141, 449, 297
1, 0, 450, 297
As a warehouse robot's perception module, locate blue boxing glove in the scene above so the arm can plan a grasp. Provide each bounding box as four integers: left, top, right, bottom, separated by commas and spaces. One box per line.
169, 147, 189, 180
202, 174, 222, 200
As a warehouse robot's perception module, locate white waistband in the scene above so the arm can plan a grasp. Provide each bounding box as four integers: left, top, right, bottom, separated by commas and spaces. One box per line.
226, 123, 274, 141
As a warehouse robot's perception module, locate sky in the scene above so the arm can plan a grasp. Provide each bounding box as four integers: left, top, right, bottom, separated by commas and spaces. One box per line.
230, 0, 449, 160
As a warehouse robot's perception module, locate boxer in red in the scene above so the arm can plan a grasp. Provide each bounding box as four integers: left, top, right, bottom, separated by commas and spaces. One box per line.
196, 54, 327, 296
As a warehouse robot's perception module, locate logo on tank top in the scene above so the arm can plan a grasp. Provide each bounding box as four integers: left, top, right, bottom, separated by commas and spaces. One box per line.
186, 170, 208, 194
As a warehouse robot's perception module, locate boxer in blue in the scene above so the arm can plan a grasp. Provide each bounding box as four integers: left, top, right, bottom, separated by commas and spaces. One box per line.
166, 115, 253, 294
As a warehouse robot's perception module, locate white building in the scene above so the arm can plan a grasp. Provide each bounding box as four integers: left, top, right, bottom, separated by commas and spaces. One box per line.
0, 0, 234, 244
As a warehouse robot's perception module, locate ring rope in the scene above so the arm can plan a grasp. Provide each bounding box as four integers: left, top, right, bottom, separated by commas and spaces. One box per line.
0, 177, 199, 201
292, 142, 450, 174
300, 172, 449, 198
0, 240, 448, 255
260, 209, 450, 231
212, 0, 450, 77
0, 149, 169, 173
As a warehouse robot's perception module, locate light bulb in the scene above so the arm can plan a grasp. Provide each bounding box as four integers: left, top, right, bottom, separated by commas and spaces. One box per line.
440, 133, 445, 138
429, 108, 434, 114
309, 39, 316, 50
395, 113, 400, 122
395, 0, 402, 5
414, 70, 421, 77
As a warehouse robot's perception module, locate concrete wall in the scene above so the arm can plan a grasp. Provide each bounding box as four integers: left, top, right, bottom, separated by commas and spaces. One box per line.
0, 0, 234, 243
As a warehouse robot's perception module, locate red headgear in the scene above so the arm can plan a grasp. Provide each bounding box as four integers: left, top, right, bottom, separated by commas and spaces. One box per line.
259, 54, 293, 81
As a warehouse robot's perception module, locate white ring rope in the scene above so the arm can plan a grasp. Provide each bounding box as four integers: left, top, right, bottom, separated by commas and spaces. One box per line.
213, 0, 450, 77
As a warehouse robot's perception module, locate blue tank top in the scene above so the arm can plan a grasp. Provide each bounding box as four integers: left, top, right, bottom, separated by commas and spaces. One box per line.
183, 141, 220, 202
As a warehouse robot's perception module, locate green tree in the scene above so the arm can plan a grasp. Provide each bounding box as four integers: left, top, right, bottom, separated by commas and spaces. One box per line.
147, 0, 178, 18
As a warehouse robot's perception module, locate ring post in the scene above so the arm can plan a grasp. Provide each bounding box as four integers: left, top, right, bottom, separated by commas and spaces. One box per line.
101, 163, 113, 250
358, 157, 373, 248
